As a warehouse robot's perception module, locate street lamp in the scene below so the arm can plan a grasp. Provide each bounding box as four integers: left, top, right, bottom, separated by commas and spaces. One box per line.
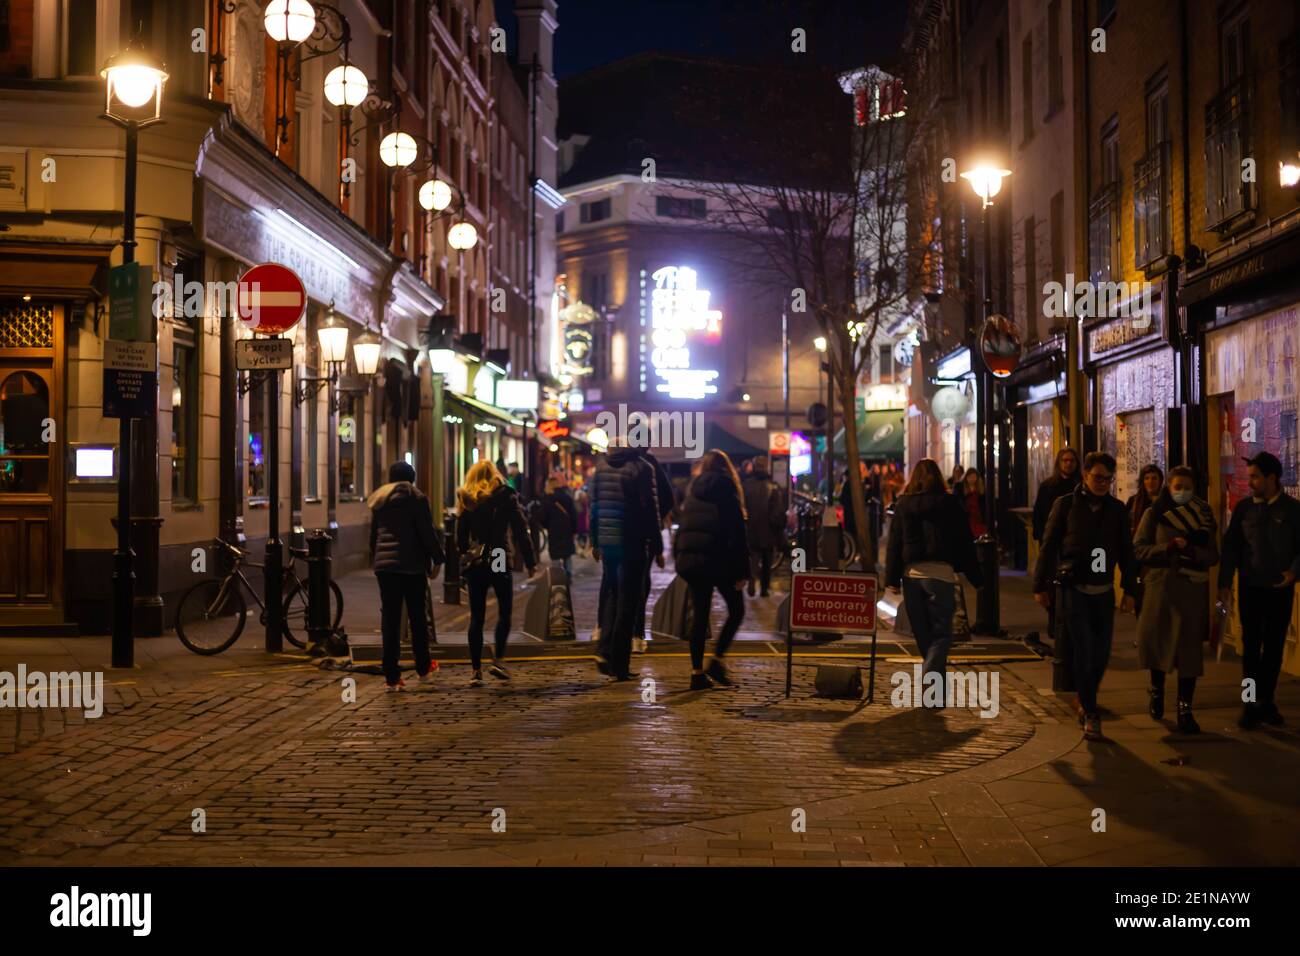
264, 0, 317, 43
419, 178, 453, 212
447, 220, 479, 250
100, 37, 167, 668
962, 159, 1012, 634
379, 131, 419, 168
322, 63, 368, 108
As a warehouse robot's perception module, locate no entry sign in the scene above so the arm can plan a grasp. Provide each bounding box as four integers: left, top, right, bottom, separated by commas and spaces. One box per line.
238, 263, 306, 335
789, 571, 878, 635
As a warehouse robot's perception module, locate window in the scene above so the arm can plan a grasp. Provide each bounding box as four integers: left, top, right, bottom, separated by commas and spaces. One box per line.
170, 258, 200, 503
584, 272, 608, 310
655, 195, 707, 219
65, 0, 97, 76
580, 198, 611, 223
1049, 190, 1065, 288
877, 344, 895, 384
1021, 33, 1034, 143
1205, 10, 1254, 230
338, 390, 359, 498
1135, 79, 1171, 268
1090, 119, 1121, 286
305, 322, 319, 499
1047, 0, 1063, 113
556, 210, 565, 233
247, 373, 267, 500
1023, 215, 1038, 338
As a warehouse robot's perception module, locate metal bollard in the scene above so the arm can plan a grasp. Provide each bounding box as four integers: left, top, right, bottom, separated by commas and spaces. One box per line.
306, 529, 333, 650
443, 510, 461, 605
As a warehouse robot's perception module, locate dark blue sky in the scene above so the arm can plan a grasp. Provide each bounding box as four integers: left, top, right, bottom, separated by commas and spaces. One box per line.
497, 0, 908, 78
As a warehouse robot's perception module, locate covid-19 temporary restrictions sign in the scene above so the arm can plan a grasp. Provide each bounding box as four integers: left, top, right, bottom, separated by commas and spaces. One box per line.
789, 571, 878, 635
238, 263, 306, 335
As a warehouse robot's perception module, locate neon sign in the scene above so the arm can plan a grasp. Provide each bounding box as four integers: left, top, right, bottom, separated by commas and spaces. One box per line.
643, 266, 722, 400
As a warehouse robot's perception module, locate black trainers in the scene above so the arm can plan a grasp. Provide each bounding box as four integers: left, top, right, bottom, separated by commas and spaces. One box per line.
689, 672, 714, 691
594, 656, 611, 676
1148, 686, 1165, 721
1238, 703, 1260, 729
488, 662, 511, 681
1260, 702, 1285, 726
705, 658, 733, 686
1176, 701, 1201, 734
1083, 714, 1103, 741
469, 670, 484, 687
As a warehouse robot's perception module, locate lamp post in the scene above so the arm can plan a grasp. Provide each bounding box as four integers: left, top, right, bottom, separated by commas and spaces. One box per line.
960, 162, 1011, 635
813, 335, 828, 496
100, 38, 167, 667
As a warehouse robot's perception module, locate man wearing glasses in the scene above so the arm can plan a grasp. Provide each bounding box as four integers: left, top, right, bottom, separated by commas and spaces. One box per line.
1033, 451, 1139, 741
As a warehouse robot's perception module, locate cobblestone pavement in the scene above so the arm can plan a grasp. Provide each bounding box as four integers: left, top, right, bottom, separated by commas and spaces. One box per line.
3, 563, 1299, 866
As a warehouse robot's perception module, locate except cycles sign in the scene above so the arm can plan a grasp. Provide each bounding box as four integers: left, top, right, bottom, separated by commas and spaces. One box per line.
789, 571, 878, 635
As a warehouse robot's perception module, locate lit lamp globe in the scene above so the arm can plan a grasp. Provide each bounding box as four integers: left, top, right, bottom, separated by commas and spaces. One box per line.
323, 64, 369, 107
264, 0, 317, 44
447, 221, 478, 251
317, 306, 350, 365
419, 179, 453, 212
960, 164, 1012, 207
379, 131, 418, 168
352, 331, 382, 377
100, 40, 168, 120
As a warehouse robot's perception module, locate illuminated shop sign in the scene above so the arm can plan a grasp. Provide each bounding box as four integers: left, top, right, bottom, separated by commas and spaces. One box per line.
640, 265, 722, 400
538, 419, 570, 440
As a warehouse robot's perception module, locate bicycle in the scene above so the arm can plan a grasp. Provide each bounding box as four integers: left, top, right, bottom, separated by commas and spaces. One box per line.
174, 538, 344, 655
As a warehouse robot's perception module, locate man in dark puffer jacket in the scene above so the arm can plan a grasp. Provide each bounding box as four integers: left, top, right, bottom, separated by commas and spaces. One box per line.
367, 461, 445, 690
590, 441, 657, 679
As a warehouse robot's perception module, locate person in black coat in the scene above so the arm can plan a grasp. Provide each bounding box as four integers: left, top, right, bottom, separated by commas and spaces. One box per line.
673, 449, 749, 690
742, 455, 786, 597
590, 441, 659, 679
633, 446, 675, 649
884, 458, 982, 707
1030, 446, 1081, 650
1033, 451, 1138, 741
456, 460, 536, 685
540, 475, 578, 576
367, 461, 445, 691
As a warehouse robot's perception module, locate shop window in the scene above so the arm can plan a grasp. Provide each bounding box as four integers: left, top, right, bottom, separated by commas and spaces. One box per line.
0, 371, 50, 493
247, 373, 267, 501
338, 387, 364, 499
171, 279, 200, 504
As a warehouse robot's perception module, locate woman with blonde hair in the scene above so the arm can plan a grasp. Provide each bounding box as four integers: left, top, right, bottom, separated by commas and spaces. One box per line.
673, 449, 749, 689
456, 459, 536, 685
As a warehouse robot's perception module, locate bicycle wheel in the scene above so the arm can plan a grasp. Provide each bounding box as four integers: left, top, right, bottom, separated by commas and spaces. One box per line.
176, 578, 247, 655
281, 579, 344, 648
839, 532, 858, 566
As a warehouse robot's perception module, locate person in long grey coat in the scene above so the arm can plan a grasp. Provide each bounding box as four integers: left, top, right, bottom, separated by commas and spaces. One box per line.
1133, 466, 1218, 734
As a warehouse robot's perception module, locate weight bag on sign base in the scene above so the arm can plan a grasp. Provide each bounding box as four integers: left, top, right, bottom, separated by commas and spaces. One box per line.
814, 663, 863, 699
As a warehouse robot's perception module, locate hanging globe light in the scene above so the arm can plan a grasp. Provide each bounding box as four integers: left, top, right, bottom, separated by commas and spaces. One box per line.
379, 131, 418, 168
418, 179, 453, 212
447, 220, 478, 250
264, 0, 317, 44
323, 64, 369, 107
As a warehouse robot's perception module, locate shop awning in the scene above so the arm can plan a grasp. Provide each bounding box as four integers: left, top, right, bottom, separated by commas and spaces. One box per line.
703, 421, 765, 459
833, 409, 905, 460
445, 391, 518, 427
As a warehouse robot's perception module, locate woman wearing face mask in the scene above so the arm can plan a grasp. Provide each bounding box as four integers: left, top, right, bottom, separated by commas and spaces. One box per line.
1133, 466, 1219, 733
1125, 465, 1164, 616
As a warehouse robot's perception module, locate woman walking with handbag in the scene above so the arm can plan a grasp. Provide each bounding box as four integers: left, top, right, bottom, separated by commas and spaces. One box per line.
673, 450, 749, 690
1133, 466, 1218, 733
885, 458, 983, 708
541, 474, 578, 577
456, 460, 537, 686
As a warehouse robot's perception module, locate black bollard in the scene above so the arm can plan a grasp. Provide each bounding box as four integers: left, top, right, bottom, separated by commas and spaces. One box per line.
443, 510, 461, 605
306, 529, 333, 651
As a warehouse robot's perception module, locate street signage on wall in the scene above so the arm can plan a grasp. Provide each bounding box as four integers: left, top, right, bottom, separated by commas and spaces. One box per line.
238, 263, 307, 335
235, 337, 293, 371
102, 339, 157, 419
789, 571, 878, 635
769, 430, 792, 455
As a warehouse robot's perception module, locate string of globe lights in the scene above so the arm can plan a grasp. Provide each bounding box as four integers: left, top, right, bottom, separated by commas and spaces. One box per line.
262, 1, 477, 253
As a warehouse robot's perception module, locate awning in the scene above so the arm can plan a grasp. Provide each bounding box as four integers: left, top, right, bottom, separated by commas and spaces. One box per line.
445, 391, 517, 426
703, 421, 765, 459
833, 409, 905, 459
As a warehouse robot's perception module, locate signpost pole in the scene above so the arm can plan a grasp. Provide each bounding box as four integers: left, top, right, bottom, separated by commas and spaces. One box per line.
265, 361, 284, 653
785, 606, 793, 699
867, 628, 878, 704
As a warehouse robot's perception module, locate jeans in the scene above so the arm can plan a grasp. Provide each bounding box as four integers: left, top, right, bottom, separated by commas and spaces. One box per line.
1062, 587, 1116, 716
1239, 585, 1295, 707
377, 572, 431, 685
901, 575, 956, 704
632, 557, 653, 642
597, 548, 647, 676
749, 548, 772, 593
466, 568, 513, 671
686, 575, 745, 669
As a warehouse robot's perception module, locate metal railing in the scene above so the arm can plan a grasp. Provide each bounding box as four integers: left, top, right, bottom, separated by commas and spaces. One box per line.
1133, 141, 1171, 269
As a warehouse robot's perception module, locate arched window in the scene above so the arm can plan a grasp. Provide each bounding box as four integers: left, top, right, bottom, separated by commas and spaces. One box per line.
0, 371, 51, 493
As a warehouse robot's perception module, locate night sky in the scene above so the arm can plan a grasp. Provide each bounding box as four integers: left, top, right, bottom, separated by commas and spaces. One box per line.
496, 0, 909, 78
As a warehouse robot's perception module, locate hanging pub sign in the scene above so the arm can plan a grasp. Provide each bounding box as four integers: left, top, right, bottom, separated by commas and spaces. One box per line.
979, 313, 1022, 378
538, 419, 570, 440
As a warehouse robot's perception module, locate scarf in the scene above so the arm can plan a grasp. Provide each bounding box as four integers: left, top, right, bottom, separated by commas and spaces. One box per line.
1158, 497, 1212, 537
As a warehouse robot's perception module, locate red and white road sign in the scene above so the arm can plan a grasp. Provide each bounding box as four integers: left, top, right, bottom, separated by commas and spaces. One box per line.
789, 571, 878, 635
238, 263, 306, 335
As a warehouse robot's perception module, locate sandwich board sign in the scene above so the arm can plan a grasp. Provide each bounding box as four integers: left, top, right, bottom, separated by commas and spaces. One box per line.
785, 570, 879, 699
